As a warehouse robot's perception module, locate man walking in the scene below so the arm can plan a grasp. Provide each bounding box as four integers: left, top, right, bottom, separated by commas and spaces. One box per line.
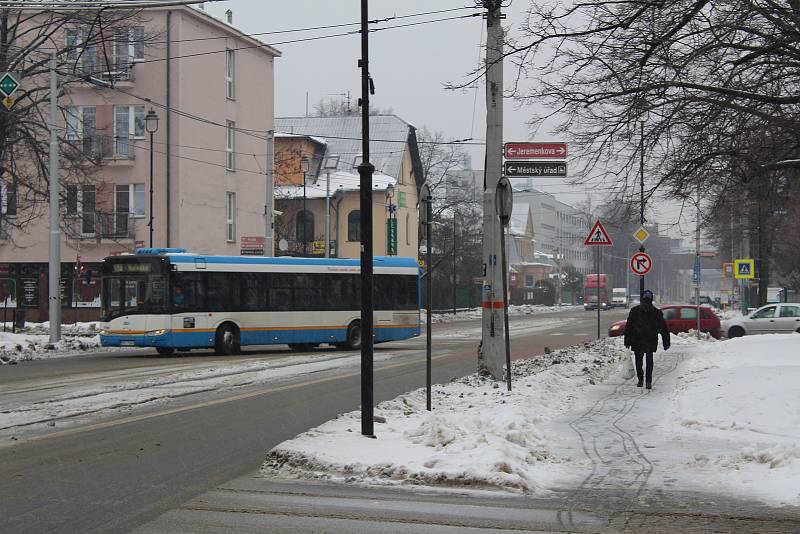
623, 289, 670, 389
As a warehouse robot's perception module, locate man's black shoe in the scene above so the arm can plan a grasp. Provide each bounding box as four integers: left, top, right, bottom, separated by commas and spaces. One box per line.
646, 383, 652, 390
637, 380, 643, 387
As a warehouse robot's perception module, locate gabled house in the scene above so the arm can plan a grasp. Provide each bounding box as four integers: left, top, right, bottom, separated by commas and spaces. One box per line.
506, 203, 552, 304
273, 115, 424, 259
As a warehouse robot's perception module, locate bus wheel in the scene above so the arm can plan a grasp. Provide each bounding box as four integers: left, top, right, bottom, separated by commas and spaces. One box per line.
156, 347, 174, 356
345, 321, 362, 350
215, 323, 240, 355
288, 343, 319, 351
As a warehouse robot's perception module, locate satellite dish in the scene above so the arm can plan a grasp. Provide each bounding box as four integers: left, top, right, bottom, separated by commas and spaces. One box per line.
278, 239, 289, 252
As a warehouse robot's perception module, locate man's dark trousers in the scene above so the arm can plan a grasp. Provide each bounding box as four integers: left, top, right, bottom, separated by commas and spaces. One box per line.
635, 351, 654, 384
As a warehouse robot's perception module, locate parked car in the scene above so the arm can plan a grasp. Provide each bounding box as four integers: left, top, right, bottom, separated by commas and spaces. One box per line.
608, 305, 721, 339
722, 303, 800, 337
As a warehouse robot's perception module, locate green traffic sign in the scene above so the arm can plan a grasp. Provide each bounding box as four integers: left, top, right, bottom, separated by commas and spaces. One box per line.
386, 218, 398, 256
0, 72, 20, 98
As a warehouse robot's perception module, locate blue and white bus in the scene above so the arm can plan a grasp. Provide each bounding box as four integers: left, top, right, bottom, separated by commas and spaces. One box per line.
99, 249, 421, 355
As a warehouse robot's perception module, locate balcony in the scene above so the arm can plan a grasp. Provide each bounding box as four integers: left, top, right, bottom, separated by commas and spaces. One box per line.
63, 135, 137, 163
64, 211, 136, 240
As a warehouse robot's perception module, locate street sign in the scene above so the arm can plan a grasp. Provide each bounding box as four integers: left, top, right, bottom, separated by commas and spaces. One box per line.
503, 161, 567, 177
240, 235, 265, 255
2, 97, 14, 110
503, 142, 567, 160
693, 255, 702, 286
722, 262, 734, 278
630, 252, 653, 275
0, 72, 20, 98
734, 259, 755, 279
386, 218, 398, 255
584, 219, 613, 246
633, 226, 650, 244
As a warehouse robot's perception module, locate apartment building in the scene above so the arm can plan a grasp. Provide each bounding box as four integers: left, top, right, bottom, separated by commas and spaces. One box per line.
0, 6, 279, 321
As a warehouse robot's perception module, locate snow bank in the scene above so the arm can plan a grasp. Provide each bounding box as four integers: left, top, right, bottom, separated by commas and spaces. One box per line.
0, 323, 103, 364
667, 335, 800, 505
262, 338, 629, 493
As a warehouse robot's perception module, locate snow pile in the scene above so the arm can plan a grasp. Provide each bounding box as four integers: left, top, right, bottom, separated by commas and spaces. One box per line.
0, 330, 101, 364
426, 304, 578, 324
262, 338, 629, 492
22, 321, 99, 336
668, 335, 800, 504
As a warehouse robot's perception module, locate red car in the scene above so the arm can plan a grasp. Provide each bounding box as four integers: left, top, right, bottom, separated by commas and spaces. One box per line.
608, 305, 721, 339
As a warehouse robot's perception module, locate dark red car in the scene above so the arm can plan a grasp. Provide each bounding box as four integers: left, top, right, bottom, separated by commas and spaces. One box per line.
608, 305, 721, 339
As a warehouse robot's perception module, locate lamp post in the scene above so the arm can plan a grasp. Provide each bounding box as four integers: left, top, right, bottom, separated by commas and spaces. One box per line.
385, 183, 396, 256
300, 156, 310, 256
323, 155, 339, 258
144, 109, 159, 248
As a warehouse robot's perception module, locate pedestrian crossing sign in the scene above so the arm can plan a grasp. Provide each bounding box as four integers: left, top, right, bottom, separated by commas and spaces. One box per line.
734, 259, 755, 279
583, 219, 613, 246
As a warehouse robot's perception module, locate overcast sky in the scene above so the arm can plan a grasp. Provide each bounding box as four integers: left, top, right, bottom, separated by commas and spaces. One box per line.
205, 0, 693, 242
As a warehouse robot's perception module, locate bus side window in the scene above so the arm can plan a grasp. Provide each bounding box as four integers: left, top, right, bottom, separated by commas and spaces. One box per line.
241, 272, 266, 312
175, 273, 206, 312
269, 273, 292, 311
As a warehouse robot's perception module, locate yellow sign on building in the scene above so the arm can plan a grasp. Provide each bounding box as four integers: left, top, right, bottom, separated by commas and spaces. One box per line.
734, 259, 755, 279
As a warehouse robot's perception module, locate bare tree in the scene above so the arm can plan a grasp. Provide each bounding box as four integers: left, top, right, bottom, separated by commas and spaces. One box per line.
0, 7, 155, 239
311, 96, 391, 118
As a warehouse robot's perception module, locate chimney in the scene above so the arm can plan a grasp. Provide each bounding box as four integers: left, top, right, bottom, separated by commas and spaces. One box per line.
197, 2, 204, 9
225, 9, 233, 24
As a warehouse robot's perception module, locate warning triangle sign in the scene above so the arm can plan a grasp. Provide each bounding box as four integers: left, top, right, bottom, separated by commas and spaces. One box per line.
584, 219, 613, 246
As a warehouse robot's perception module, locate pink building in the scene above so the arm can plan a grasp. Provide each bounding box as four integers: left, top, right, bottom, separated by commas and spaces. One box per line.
0, 6, 279, 321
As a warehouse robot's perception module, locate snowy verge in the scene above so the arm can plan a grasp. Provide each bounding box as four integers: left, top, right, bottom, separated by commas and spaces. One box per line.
262, 338, 629, 493
0, 331, 104, 364
666, 335, 800, 505
425, 304, 580, 324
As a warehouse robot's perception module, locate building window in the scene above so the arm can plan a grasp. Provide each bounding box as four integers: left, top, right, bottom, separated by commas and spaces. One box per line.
0, 183, 16, 217
114, 105, 145, 158
225, 49, 235, 99
65, 106, 97, 156
397, 190, 407, 208
115, 184, 145, 217
296, 210, 314, 243
347, 210, 360, 241
112, 26, 144, 77
66, 28, 97, 75
226, 192, 236, 242
405, 212, 410, 245
525, 275, 534, 287
66, 184, 96, 235
226, 120, 235, 171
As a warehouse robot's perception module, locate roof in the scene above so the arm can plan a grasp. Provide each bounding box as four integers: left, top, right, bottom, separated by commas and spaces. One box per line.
275, 171, 396, 199
509, 203, 532, 236
186, 6, 281, 57
275, 115, 424, 187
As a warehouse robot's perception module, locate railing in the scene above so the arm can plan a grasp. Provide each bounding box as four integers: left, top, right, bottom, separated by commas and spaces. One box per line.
64, 211, 135, 239
63, 135, 136, 162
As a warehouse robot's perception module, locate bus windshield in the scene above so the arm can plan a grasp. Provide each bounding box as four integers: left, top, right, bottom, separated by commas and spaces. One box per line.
101, 258, 169, 321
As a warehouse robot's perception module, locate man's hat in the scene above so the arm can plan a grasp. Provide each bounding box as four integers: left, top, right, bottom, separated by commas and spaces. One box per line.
642, 290, 654, 300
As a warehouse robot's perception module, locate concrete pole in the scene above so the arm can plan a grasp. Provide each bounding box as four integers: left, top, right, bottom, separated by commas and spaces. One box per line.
480, 0, 506, 380
264, 130, 274, 257
48, 53, 61, 342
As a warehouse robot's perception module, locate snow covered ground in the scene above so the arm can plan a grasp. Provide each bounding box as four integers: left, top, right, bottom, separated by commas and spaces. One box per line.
263, 333, 800, 507
426, 304, 580, 324
0, 322, 104, 365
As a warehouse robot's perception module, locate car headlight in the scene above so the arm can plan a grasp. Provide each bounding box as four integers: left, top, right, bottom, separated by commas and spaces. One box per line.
145, 329, 168, 336
610, 324, 620, 331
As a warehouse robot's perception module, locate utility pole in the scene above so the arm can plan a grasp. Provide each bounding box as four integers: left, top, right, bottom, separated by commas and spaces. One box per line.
480, 0, 506, 380
452, 210, 457, 315
358, 0, 376, 438
48, 53, 61, 343
265, 130, 275, 257
639, 120, 646, 298
695, 183, 701, 338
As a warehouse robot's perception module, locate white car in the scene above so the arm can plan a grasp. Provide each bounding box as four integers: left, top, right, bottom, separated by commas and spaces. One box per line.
723, 303, 800, 337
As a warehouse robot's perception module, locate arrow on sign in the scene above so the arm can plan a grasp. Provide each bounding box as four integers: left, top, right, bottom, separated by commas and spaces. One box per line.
629, 252, 653, 275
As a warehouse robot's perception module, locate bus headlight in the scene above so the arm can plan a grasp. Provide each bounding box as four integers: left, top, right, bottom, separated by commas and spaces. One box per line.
145, 329, 168, 336
99, 330, 109, 335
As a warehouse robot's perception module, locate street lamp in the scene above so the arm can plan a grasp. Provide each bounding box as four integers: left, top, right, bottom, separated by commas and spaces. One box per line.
323, 154, 339, 258
299, 156, 310, 256
144, 108, 159, 248
385, 183, 396, 256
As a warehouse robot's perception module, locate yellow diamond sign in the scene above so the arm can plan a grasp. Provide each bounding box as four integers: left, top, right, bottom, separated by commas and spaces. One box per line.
633, 226, 650, 244
1, 96, 13, 110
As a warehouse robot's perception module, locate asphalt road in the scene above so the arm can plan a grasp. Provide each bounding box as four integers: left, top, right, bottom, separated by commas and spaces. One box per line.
1, 307, 624, 534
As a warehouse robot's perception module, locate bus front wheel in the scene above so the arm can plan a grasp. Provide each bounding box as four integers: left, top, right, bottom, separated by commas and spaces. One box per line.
155, 347, 174, 356
215, 323, 240, 355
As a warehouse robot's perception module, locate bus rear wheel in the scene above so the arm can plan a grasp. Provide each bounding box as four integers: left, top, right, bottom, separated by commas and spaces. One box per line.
344, 321, 362, 350
215, 323, 240, 355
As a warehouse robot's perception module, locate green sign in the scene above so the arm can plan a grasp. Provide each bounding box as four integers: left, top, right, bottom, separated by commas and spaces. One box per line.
0, 73, 19, 98
386, 218, 398, 256
397, 191, 407, 208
